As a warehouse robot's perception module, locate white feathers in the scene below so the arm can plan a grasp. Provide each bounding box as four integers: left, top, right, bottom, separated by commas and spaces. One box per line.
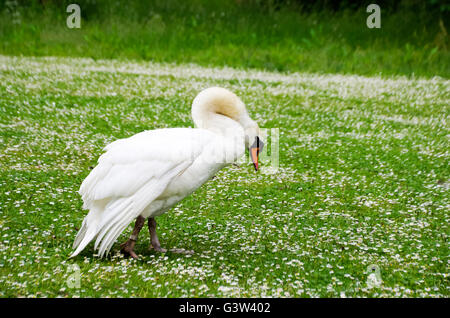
71, 87, 257, 258
71, 129, 212, 258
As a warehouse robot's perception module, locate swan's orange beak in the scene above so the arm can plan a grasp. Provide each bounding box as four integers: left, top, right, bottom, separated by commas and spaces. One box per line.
249, 136, 264, 171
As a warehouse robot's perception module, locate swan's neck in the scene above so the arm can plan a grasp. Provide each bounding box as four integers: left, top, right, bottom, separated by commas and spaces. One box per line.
202, 113, 245, 165
191, 87, 245, 140
191, 89, 248, 164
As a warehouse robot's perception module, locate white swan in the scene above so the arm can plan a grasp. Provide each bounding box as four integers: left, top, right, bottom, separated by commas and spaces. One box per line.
70, 87, 263, 258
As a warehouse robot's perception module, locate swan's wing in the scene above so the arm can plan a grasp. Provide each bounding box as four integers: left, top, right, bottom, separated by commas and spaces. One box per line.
79, 128, 213, 206
72, 128, 215, 257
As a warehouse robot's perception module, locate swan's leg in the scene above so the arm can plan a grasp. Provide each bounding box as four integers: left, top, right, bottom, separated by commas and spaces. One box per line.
148, 217, 194, 254
148, 217, 167, 253
120, 215, 145, 259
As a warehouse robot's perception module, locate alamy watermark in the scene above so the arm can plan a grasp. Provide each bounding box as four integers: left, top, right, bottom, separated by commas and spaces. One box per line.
242, 127, 279, 174
366, 4, 381, 29
163, 127, 280, 173
66, 4, 81, 29
65, 264, 81, 296
65, 3, 380, 30
366, 264, 382, 289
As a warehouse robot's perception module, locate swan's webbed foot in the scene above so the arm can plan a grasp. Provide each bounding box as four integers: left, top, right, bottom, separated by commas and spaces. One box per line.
148, 217, 194, 254
120, 239, 139, 259
150, 245, 167, 253
120, 215, 145, 259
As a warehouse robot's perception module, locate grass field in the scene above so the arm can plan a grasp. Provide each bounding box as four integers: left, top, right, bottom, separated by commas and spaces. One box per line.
1, 0, 449, 78
0, 55, 448, 297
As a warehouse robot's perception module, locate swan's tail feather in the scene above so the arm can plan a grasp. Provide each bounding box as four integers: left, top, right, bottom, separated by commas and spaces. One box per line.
94, 199, 129, 250
71, 161, 190, 258
98, 206, 135, 258
69, 199, 107, 258
96, 199, 135, 257
70, 225, 99, 258
72, 218, 87, 249
95, 179, 163, 257
70, 180, 166, 258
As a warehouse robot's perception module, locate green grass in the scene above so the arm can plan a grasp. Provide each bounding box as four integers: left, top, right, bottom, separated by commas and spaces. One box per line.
0, 0, 449, 78
0, 55, 448, 297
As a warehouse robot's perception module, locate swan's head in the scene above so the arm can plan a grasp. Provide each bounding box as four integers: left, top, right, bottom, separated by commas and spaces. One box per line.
192, 87, 264, 170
